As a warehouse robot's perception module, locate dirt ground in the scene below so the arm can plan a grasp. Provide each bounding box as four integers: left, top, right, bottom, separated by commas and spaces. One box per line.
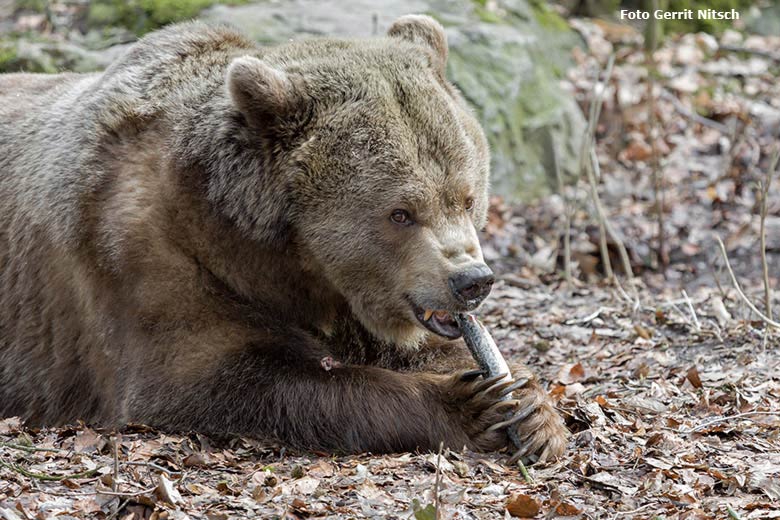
2, 15, 780, 520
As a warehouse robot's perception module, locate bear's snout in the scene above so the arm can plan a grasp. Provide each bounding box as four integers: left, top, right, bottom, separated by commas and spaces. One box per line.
448, 264, 495, 308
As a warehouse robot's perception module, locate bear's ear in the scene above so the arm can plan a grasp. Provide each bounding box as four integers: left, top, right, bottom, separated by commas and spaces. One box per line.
226, 56, 297, 127
388, 15, 448, 73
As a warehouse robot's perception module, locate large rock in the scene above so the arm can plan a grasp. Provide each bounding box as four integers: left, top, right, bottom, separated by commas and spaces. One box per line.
0, 39, 131, 73
745, 4, 780, 37
202, 0, 586, 200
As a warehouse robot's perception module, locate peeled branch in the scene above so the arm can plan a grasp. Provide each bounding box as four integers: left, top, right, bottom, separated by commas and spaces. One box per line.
455, 313, 523, 449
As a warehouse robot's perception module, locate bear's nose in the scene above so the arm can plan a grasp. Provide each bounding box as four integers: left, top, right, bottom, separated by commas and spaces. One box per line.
448, 264, 495, 307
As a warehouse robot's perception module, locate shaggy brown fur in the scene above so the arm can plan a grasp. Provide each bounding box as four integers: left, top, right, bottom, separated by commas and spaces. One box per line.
0, 17, 567, 459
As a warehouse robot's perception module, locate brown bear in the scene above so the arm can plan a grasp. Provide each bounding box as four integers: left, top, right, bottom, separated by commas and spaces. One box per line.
0, 16, 567, 462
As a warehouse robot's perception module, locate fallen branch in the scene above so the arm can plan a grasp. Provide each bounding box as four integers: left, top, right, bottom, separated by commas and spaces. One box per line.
0, 459, 99, 481
123, 460, 181, 476
659, 89, 730, 134
0, 442, 67, 454
719, 44, 780, 64
685, 410, 780, 434
715, 236, 780, 329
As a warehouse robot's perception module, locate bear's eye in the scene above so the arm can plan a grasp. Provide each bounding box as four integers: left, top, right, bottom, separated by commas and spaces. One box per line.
390, 209, 413, 226
465, 197, 475, 211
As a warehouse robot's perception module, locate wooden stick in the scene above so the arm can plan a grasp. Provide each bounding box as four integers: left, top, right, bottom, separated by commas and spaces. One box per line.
434, 441, 443, 520
759, 150, 778, 331
0, 460, 98, 481
715, 237, 780, 329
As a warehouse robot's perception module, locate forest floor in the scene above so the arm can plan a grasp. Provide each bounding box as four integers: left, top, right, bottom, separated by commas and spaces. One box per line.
2, 17, 780, 520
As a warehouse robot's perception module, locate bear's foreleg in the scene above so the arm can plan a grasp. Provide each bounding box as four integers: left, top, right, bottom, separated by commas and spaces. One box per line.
131, 336, 523, 454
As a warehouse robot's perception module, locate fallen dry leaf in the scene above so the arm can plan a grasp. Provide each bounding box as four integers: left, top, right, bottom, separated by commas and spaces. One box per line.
506, 493, 541, 518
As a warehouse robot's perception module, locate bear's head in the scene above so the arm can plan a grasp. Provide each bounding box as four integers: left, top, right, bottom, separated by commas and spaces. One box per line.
224, 15, 493, 348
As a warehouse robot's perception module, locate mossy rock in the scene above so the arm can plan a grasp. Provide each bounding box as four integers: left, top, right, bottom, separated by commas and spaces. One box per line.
745, 3, 780, 37
0, 38, 128, 73
85, 0, 247, 35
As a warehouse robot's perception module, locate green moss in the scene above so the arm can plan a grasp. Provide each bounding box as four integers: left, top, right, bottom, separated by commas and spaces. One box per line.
140, 0, 219, 27
0, 46, 19, 73
14, 0, 47, 13
0, 42, 57, 73
528, 0, 569, 32
474, 5, 504, 24
87, 0, 247, 35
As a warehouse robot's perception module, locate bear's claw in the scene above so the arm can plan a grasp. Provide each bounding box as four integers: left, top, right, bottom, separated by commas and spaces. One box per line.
443, 369, 567, 463
459, 368, 486, 382
485, 403, 536, 432
470, 372, 509, 393
504, 380, 569, 464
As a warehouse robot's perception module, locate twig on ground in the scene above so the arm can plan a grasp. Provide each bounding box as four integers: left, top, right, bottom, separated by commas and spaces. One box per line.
106, 498, 131, 520
727, 504, 743, 519
516, 459, 533, 485
659, 89, 730, 134
96, 485, 158, 497
684, 410, 780, 433
123, 460, 180, 476
719, 44, 780, 63
112, 435, 119, 492
615, 503, 655, 516
669, 302, 691, 327
715, 236, 780, 329
681, 290, 701, 332
24, 484, 157, 499
434, 442, 444, 520
0, 459, 99, 481
710, 260, 730, 300
0, 442, 67, 454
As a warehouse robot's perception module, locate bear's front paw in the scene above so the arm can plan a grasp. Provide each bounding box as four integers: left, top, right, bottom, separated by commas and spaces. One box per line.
500, 382, 568, 464
440, 369, 530, 452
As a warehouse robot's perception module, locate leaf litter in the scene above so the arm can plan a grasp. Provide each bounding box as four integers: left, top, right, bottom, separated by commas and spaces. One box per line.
2, 13, 780, 520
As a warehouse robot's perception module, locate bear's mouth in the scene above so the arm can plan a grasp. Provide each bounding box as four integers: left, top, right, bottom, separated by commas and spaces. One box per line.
411, 304, 461, 339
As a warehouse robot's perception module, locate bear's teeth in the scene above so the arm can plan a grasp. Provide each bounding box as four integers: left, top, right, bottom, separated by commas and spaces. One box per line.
424, 309, 434, 321
434, 310, 449, 320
